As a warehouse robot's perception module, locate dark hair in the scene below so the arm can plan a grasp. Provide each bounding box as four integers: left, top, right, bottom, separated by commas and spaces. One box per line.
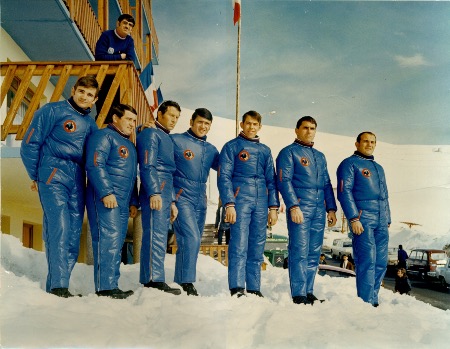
192, 108, 213, 122
242, 110, 262, 123
118, 14, 135, 26
74, 76, 99, 96
157, 100, 181, 116
356, 131, 376, 143
106, 104, 137, 124
296, 116, 317, 129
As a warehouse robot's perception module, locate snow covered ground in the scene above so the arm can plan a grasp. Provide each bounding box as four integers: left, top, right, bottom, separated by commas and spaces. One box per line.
1, 112, 450, 348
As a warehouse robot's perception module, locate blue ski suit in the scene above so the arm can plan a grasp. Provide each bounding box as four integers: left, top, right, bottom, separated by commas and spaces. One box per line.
171, 130, 219, 284
337, 151, 391, 305
137, 122, 176, 284
276, 140, 337, 298
20, 98, 97, 292
85, 124, 139, 292
218, 132, 279, 291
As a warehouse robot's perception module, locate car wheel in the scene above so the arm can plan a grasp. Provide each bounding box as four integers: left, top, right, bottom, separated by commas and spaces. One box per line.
439, 277, 448, 289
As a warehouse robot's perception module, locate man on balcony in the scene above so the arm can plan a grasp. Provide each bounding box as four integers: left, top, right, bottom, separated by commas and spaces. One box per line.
94, 14, 136, 119
20, 76, 99, 298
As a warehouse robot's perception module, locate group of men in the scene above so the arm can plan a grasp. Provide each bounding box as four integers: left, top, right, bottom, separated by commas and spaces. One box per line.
19, 13, 391, 307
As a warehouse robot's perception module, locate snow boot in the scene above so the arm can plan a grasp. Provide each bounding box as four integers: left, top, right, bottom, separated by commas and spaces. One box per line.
144, 281, 181, 295
247, 290, 264, 297
230, 287, 245, 297
307, 293, 324, 304
293, 295, 313, 305
50, 288, 75, 298
180, 283, 198, 296
96, 288, 134, 299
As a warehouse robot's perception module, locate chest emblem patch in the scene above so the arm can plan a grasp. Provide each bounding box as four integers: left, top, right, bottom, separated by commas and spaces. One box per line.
362, 168, 371, 178
63, 120, 77, 133
238, 150, 250, 162
119, 146, 129, 158
108, 47, 115, 54
184, 149, 195, 160
300, 157, 310, 167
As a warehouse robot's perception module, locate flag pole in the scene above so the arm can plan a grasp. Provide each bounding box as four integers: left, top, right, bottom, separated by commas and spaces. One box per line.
235, 15, 241, 136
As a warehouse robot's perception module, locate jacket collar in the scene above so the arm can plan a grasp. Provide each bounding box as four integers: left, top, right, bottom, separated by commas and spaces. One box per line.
67, 97, 91, 115
108, 123, 130, 139
354, 151, 374, 160
294, 139, 314, 148
155, 120, 170, 134
239, 131, 260, 143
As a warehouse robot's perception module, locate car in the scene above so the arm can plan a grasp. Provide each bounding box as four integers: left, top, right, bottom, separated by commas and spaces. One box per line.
330, 238, 353, 260
387, 247, 399, 267
435, 258, 450, 288
318, 264, 356, 278
406, 248, 448, 282
264, 234, 288, 268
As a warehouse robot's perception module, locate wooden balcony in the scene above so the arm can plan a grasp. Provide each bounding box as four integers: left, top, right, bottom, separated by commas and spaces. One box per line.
1, 61, 153, 141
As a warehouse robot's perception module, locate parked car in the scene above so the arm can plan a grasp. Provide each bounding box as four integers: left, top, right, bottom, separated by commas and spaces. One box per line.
406, 249, 448, 281
435, 258, 450, 288
264, 234, 288, 268
318, 264, 356, 278
330, 238, 353, 260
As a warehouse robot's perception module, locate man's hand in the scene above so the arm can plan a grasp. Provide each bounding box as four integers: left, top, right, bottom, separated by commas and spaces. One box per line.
327, 211, 337, 227
170, 203, 178, 223
290, 206, 304, 224
129, 205, 138, 218
225, 206, 237, 224
102, 194, 118, 209
120, 53, 126, 59
268, 210, 278, 227
351, 221, 364, 235
140, 120, 156, 131
30, 180, 38, 192
150, 195, 162, 211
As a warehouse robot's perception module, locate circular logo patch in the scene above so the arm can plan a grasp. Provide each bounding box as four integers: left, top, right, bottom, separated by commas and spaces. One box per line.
63, 120, 77, 133
184, 149, 195, 160
362, 168, 371, 178
238, 150, 250, 162
108, 47, 115, 54
119, 146, 129, 158
300, 157, 310, 167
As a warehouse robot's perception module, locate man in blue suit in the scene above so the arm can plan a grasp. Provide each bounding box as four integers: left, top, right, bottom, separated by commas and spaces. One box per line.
337, 131, 391, 307
85, 104, 139, 299
171, 108, 220, 296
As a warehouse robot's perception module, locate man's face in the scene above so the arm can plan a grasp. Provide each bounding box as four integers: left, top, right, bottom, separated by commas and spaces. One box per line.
157, 106, 180, 131
295, 121, 316, 144
240, 116, 261, 138
190, 116, 212, 138
113, 110, 137, 136
71, 86, 98, 110
356, 133, 376, 156
116, 19, 134, 38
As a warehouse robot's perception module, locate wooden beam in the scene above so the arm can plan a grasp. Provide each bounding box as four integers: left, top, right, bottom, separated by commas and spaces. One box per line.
0, 65, 17, 106
50, 64, 73, 102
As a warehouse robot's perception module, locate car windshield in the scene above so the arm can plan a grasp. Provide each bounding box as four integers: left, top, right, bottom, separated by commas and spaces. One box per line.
343, 242, 352, 247
265, 242, 287, 250
431, 253, 447, 261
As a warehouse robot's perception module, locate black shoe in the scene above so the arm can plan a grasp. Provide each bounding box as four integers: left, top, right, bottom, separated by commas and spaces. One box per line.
373, 303, 379, 307
293, 295, 313, 305
180, 283, 198, 296
50, 288, 74, 298
230, 287, 245, 298
144, 281, 181, 295
247, 290, 264, 298
96, 288, 134, 299
306, 293, 318, 304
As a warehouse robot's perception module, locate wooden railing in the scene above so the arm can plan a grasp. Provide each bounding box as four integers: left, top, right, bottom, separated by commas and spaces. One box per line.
0, 61, 153, 141
62, 0, 158, 68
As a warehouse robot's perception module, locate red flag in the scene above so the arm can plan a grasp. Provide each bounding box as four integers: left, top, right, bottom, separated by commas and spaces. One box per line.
233, 0, 241, 25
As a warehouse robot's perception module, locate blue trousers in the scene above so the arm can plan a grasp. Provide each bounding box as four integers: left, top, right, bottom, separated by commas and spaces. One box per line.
139, 176, 173, 284
173, 195, 207, 284
228, 193, 268, 291
287, 203, 326, 297
37, 157, 85, 292
351, 216, 389, 305
86, 186, 129, 292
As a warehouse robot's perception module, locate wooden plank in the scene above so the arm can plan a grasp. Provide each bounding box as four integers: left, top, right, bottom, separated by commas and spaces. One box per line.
95, 64, 109, 87
0, 65, 17, 106
49, 64, 73, 103
96, 64, 127, 126
77, 64, 91, 80
1, 65, 36, 140
16, 65, 54, 139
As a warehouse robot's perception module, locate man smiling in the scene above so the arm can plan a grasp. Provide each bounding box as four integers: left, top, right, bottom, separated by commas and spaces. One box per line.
171, 108, 220, 296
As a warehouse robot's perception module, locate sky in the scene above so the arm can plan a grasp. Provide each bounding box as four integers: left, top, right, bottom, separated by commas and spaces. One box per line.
151, 0, 450, 145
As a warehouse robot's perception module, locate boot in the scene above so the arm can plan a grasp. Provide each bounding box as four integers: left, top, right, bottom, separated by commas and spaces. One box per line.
230, 287, 245, 298
293, 295, 313, 305
180, 283, 199, 296
306, 293, 318, 304
144, 281, 181, 295
247, 290, 264, 297
50, 288, 74, 298
96, 288, 134, 299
